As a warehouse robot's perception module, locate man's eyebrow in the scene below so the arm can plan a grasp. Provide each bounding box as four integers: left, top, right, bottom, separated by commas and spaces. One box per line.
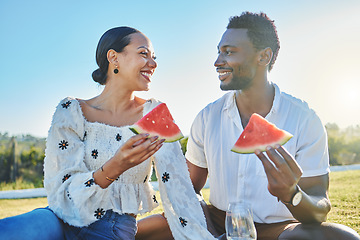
218, 44, 237, 49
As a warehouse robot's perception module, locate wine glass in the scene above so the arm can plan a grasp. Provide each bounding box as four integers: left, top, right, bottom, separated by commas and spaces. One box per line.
225, 201, 257, 240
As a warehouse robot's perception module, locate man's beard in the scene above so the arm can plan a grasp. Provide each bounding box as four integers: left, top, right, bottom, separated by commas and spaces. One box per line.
220, 75, 252, 91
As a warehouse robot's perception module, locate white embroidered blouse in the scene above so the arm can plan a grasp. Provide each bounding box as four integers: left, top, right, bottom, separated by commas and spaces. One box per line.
44, 97, 215, 239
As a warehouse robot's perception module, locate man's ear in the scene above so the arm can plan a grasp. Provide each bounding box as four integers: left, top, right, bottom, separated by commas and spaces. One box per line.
258, 47, 273, 67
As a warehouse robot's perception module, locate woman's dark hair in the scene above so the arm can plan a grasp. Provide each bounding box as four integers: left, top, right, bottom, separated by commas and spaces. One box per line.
227, 12, 280, 71
92, 26, 140, 85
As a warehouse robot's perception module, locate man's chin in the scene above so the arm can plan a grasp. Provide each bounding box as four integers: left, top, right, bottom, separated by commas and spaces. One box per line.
220, 78, 252, 91
220, 82, 238, 91
220, 85, 233, 91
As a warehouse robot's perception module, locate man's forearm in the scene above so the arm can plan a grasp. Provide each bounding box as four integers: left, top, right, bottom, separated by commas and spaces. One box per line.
285, 187, 331, 223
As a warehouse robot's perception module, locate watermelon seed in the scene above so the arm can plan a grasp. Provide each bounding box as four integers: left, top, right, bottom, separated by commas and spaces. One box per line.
152, 120, 155, 124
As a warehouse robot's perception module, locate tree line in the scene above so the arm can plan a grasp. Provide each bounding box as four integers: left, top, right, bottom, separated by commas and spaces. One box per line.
0, 133, 45, 186
0, 123, 359, 184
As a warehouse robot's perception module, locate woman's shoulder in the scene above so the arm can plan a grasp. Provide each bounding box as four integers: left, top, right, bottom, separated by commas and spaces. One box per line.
54, 96, 82, 114
51, 97, 85, 129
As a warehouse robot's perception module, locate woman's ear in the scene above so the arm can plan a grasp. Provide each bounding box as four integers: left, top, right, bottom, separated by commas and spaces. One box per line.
107, 49, 118, 66
258, 47, 273, 67
107, 49, 119, 73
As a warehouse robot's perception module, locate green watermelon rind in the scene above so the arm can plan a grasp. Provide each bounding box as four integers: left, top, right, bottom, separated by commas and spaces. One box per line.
129, 125, 184, 143
231, 131, 293, 154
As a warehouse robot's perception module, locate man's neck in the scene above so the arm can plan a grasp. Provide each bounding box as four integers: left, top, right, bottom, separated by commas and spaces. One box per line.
235, 81, 275, 128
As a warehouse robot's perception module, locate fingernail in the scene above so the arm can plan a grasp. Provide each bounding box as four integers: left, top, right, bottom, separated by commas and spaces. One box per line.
160, 139, 166, 143
254, 150, 260, 155
266, 146, 272, 151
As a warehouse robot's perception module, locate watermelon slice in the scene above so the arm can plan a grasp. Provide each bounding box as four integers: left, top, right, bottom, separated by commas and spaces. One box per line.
231, 113, 293, 154
129, 103, 184, 143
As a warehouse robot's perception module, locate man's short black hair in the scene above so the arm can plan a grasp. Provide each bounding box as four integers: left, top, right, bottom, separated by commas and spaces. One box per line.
227, 12, 280, 71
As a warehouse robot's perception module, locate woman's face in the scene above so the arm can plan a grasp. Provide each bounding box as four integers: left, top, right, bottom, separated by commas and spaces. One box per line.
116, 32, 157, 91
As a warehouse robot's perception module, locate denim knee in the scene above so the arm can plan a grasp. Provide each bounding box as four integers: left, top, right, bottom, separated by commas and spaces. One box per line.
0, 207, 64, 240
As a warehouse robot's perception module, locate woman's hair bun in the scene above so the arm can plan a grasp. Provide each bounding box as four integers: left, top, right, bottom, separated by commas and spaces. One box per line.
92, 68, 107, 85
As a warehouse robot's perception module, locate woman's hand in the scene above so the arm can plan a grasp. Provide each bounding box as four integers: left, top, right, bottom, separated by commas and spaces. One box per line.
94, 133, 164, 188
113, 133, 165, 172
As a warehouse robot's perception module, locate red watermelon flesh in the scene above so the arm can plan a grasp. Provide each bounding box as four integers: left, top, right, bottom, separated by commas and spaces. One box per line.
231, 113, 293, 154
129, 103, 184, 143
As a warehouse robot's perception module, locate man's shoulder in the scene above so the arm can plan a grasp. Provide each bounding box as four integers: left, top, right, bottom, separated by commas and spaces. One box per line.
277, 89, 324, 130
279, 90, 314, 115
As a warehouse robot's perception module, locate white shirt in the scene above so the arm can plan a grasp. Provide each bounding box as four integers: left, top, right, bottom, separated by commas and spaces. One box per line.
44, 97, 215, 239
185, 83, 330, 224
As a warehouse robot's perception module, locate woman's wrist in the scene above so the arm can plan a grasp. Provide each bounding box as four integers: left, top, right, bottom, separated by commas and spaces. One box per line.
93, 158, 124, 188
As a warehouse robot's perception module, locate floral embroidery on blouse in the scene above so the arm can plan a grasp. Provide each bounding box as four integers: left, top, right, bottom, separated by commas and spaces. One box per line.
84, 179, 95, 187
94, 208, 105, 219
143, 175, 148, 183
83, 131, 87, 141
179, 217, 187, 227
115, 133, 122, 141
152, 195, 158, 203
62, 174, 71, 183
91, 149, 98, 159
61, 101, 71, 109
59, 140, 68, 150
66, 190, 72, 200
162, 172, 170, 183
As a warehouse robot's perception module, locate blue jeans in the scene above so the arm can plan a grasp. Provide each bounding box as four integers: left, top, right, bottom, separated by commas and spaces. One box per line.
0, 207, 137, 240
0, 207, 64, 240
63, 210, 137, 240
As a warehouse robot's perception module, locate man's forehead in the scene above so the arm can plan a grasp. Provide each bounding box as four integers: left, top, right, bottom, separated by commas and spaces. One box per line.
218, 28, 249, 48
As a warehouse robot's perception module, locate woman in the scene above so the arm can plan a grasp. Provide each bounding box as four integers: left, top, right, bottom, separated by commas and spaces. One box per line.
0, 27, 215, 240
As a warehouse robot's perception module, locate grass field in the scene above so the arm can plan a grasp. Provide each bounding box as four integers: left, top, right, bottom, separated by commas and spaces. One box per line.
1, 170, 359, 234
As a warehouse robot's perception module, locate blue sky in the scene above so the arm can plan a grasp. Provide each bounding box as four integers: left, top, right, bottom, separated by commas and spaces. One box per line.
1, 0, 359, 138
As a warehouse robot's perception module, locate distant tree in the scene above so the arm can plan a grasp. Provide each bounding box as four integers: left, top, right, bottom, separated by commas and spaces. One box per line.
20, 145, 45, 167
0, 142, 12, 181
326, 123, 360, 165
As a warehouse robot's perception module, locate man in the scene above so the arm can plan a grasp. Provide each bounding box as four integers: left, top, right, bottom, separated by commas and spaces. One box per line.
184, 12, 359, 240
136, 12, 360, 240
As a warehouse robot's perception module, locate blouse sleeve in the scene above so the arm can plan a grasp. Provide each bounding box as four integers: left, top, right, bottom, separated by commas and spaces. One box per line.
44, 98, 111, 227
153, 141, 216, 239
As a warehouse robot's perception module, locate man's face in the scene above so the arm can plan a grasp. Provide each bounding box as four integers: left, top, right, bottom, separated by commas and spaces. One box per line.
215, 29, 258, 91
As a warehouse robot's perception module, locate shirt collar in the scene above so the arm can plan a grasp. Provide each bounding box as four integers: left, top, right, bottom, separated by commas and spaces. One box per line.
269, 82, 281, 115
222, 83, 281, 115
223, 91, 237, 111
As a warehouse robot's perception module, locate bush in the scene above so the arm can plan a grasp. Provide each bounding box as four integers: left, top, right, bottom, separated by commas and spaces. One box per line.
326, 123, 360, 166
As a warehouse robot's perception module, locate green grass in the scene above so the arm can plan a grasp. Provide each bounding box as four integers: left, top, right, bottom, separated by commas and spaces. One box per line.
0, 170, 359, 234
327, 170, 360, 232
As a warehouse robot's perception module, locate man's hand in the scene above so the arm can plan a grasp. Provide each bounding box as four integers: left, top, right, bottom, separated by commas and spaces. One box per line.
255, 144, 331, 223
255, 144, 303, 203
